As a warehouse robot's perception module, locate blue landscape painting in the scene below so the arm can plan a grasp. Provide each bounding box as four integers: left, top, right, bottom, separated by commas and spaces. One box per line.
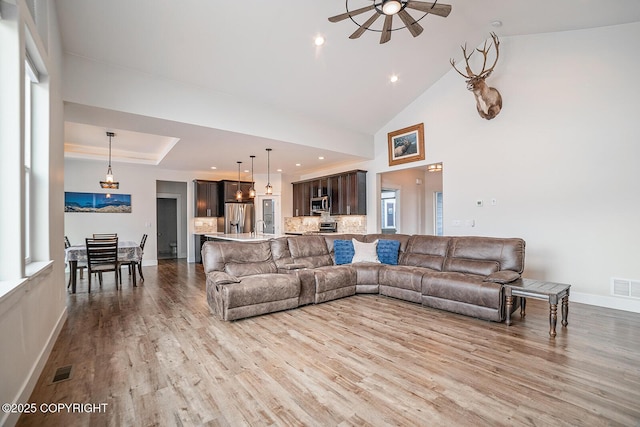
65, 192, 132, 213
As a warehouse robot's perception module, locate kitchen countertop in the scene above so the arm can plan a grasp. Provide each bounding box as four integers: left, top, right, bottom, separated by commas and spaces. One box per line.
204, 233, 283, 242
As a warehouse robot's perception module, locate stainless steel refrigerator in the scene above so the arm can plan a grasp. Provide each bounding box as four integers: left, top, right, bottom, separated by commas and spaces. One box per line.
224, 202, 254, 234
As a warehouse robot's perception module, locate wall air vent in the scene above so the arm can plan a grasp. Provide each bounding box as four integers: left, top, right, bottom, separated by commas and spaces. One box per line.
611, 278, 640, 299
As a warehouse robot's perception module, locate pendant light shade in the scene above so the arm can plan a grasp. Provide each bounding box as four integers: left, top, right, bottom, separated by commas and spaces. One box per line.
236, 161, 243, 200
100, 131, 119, 189
249, 155, 256, 198
265, 148, 273, 195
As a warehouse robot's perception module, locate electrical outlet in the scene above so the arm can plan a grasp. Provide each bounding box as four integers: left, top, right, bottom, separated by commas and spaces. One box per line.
476, 200, 483, 207
491, 198, 497, 206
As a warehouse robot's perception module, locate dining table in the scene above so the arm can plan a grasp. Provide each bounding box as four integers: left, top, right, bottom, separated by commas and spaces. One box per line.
65, 240, 143, 293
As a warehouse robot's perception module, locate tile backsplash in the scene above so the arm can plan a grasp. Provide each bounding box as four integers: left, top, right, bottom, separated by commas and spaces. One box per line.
284, 215, 367, 234
193, 218, 217, 234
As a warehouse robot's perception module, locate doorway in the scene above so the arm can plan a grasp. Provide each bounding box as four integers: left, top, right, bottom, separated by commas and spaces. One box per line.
379, 164, 443, 235
156, 180, 188, 260
381, 189, 398, 234
157, 198, 177, 259
262, 199, 275, 234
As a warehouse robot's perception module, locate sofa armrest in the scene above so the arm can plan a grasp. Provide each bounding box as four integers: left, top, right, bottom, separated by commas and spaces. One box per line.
483, 270, 520, 284
207, 271, 241, 286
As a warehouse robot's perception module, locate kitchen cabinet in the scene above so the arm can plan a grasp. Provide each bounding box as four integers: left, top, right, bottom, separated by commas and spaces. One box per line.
194, 180, 220, 217
292, 181, 311, 216
220, 180, 254, 203
292, 170, 366, 216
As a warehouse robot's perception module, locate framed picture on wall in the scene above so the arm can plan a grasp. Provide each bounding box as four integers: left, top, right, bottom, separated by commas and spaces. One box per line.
387, 123, 425, 166
65, 192, 132, 213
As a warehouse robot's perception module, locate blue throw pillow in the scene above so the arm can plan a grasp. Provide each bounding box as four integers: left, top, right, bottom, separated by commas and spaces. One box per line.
334, 239, 355, 265
377, 239, 401, 265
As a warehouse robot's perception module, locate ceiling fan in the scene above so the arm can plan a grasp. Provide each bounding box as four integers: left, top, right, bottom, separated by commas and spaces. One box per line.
329, 0, 452, 44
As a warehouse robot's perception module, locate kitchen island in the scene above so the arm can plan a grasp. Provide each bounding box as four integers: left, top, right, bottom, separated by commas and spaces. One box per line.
204, 233, 285, 242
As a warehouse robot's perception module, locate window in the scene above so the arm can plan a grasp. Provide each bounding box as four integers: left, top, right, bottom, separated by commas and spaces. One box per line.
381, 190, 397, 231
24, 54, 39, 263
434, 191, 443, 236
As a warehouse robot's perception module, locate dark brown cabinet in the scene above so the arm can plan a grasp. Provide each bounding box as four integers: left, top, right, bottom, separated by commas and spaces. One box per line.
220, 180, 254, 203
194, 180, 220, 217
292, 181, 311, 217
292, 170, 366, 216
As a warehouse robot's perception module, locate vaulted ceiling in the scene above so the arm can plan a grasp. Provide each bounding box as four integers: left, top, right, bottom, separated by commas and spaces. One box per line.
56, 0, 640, 176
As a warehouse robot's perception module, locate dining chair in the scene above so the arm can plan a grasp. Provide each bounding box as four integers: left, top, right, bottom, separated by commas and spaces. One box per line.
122, 233, 147, 282
85, 237, 120, 292
93, 233, 118, 239
66, 236, 87, 288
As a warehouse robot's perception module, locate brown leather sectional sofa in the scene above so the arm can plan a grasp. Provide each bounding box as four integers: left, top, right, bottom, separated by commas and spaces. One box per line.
202, 234, 525, 322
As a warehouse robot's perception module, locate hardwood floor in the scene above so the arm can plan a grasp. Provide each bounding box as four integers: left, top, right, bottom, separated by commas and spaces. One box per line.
18, 260, 640, 426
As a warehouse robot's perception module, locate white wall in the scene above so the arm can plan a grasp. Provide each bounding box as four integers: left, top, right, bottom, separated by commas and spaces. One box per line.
368, 23, 640, 312
0, 2, 67, 426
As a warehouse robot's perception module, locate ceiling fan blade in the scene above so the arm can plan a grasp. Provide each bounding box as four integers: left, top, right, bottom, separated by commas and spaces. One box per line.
380, 14, 393, 44
405, 1, 452, 18
328, 4, 376, 23
397, 9, 423, 37
349, 13, 381, 39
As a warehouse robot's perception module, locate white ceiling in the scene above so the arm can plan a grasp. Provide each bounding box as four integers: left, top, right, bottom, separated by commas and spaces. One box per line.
56, 0, 640, 176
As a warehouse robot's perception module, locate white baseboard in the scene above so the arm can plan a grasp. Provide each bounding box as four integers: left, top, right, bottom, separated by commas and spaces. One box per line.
570, 291, 640, 314
2, 307, 67, 427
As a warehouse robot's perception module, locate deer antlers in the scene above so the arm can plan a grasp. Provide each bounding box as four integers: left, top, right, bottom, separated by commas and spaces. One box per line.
450, 32, 500, 79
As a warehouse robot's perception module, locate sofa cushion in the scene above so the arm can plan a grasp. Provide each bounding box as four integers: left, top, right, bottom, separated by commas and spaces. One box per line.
270, 237, 295, 269
219, 241, 278, 277
352, 239, 380, 263
313, 265, 357, 304
402, 235, 451, 271
422, 272, 503, 310
377, 239, 401, 265
334, 239, 355, 265
446, 236, 526, 273
287, 235, 333, 268
444, 258, 500, 276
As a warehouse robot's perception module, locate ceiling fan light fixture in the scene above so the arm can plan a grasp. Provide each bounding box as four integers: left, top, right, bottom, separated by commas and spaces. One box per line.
382, 0, 402, 15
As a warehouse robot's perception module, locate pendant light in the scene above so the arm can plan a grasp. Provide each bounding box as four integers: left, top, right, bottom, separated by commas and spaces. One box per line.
248, 155, 256, 198
99, 131, 119, 189
236, 161, 243, 200
265, 148, 273, 195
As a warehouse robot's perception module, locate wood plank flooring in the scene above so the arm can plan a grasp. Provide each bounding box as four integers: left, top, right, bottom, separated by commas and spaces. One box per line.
18, 260, 640, 426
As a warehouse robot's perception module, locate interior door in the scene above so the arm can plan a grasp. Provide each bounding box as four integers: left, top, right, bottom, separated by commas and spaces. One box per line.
157, 198, 177, 259
262, 199, 275, 234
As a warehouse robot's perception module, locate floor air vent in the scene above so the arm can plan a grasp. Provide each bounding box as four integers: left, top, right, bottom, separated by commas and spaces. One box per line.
611, 278, 640, 299
52, 365, 72, 383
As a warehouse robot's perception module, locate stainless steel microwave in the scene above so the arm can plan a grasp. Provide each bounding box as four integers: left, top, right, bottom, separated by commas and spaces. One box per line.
310, 196, 330, 213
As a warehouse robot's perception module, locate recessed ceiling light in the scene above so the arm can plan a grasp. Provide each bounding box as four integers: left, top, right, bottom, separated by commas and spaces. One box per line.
390, 75, 399, 83
244, 169, 249, 173
296, 163, 301, 167
210, 166, 217, 170
491, 20, 502, 27
318, 156, 325, 160
277, 168, 283, 172
314, 36, 325, 46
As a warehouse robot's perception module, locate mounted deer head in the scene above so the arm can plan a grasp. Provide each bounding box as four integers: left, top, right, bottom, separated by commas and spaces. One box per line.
450, 32, 502, 120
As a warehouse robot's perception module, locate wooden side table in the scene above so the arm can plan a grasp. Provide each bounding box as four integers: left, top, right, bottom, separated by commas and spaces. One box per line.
504, 279, 571, 337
